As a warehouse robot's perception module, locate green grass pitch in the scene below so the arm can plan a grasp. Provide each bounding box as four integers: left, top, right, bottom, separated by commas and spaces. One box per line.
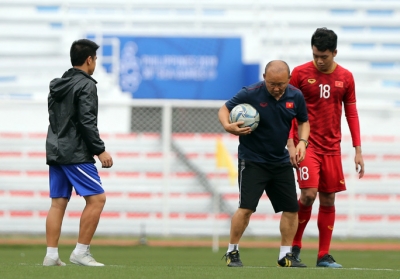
1, 244, 400, 279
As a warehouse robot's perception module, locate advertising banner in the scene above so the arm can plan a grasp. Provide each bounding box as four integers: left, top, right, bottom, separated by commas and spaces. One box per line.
91, 35, 257, 100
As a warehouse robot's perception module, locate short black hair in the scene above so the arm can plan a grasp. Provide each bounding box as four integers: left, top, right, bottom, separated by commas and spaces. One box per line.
311, 27, 337, 53
70, 39, 100, 66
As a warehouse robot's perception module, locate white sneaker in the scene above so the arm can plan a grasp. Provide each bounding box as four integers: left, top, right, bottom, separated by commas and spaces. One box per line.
43, 256, 66, 266
69, 251, 104, 266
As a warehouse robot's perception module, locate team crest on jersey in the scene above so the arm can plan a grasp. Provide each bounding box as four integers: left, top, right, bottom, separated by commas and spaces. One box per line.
286, 102, 294, 109
335, 81, 343, 87
307, 79, 316, 84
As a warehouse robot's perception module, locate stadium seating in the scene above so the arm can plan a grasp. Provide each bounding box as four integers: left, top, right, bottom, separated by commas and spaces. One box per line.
1, 131, 400, 237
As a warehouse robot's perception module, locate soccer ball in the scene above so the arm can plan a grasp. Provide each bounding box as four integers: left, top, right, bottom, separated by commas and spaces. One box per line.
229, 103, 260, 131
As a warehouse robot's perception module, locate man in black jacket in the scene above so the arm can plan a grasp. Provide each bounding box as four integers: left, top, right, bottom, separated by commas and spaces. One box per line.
43, 39, 113, 267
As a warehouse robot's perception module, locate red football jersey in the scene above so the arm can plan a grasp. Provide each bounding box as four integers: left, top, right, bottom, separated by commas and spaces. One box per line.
290, 61, 356, 155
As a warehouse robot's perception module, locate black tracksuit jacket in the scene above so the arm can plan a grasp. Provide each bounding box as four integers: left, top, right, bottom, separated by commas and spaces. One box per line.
46, 68, 105, 165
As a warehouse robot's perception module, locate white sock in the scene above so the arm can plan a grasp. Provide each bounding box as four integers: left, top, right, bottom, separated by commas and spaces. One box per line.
278, 246, 291, 260
73, 243, 89, 255
46, 247, 59, 260
227, 243, 239, 253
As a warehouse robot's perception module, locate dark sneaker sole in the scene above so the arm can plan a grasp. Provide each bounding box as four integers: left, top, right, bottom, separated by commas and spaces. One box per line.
277, 264, 307, 268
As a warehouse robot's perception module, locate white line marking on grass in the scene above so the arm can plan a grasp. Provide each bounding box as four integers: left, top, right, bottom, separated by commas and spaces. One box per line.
18, 263, 128, 268
344, 268, 397, 271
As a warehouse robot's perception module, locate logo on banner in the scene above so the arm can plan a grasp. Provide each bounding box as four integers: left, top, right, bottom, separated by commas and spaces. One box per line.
119, 42, 142, 93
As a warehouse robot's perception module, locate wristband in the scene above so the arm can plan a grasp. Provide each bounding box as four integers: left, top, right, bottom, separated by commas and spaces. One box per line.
299, 139, 308, 148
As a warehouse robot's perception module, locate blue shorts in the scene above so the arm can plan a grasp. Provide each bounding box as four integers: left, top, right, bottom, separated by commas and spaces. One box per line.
49, 163, 104, 199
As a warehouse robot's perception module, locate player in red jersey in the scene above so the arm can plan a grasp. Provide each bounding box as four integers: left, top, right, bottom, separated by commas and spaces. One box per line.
288, 27, 365, 268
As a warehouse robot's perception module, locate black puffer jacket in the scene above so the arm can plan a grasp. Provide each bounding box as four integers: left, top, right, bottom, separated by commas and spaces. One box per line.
46, 68, 105, 165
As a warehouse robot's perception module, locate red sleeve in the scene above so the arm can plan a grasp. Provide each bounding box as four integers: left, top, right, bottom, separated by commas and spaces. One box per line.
288, 119, 294, 139
343, 72, 356, 104
288, 67, 300, 140
344, 104, 361, 147
289, 67, 300, 88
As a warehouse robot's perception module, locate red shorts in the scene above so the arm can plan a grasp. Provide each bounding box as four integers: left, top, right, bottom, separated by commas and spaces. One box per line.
295, 148, 346, 193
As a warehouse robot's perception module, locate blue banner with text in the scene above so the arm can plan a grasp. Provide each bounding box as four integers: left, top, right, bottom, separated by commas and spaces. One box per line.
89, 35, 258, 100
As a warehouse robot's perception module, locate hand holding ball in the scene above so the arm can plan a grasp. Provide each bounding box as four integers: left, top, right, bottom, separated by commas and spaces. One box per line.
229, 103, 260, 131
